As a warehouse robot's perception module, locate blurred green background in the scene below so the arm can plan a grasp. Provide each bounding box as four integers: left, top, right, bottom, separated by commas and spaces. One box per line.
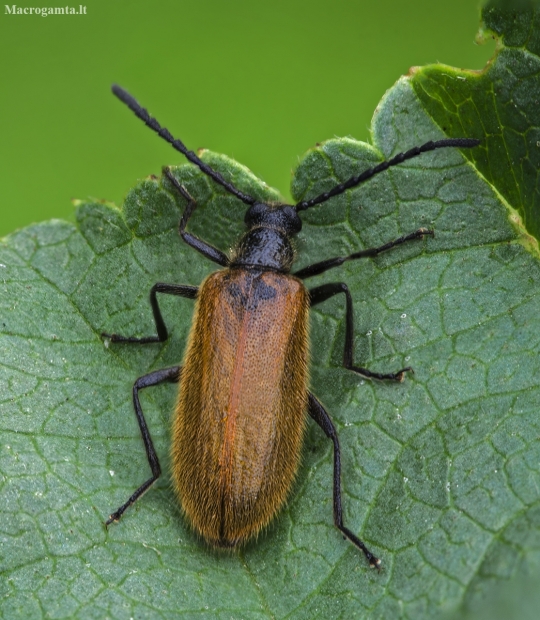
0, 0, 494, 238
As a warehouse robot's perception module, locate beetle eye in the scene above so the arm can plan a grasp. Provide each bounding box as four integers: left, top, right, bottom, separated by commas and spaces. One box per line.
244, 203, 268, 227
282, 206, 302, 234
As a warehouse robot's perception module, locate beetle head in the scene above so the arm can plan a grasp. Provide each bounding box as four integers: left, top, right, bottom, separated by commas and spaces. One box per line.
244, 202, 302, 236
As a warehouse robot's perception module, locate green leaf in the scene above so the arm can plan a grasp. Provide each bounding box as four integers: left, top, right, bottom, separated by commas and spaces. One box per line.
412, 0, 540, 247
2, 2, 540, 618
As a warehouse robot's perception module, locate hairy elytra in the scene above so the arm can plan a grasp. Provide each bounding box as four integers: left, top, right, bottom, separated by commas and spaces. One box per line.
102, 84, 479, 568
173, 270, 309, 548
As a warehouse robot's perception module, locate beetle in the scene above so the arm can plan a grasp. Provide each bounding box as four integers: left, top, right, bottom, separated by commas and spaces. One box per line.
103, 84, 479, 568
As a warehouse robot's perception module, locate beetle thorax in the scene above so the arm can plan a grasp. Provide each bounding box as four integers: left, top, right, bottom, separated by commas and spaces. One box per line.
230, 202, 302, 272
231, 227, 295, 272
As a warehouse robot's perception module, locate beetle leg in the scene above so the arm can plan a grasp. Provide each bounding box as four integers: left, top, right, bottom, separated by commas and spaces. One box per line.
294, 228, 433, 280
102, 283, 198, 344
308, 392, 381, 569
163, 167, 230, 266
106, 365, 181, 526
309, 282, 411, 381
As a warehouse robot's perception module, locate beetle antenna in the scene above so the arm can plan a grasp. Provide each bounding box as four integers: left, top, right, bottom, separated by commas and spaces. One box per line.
112, 85, 257, 207
295, 138, 481, 212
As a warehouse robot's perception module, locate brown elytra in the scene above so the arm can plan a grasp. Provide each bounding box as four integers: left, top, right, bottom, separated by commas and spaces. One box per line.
172, 269, 309, 547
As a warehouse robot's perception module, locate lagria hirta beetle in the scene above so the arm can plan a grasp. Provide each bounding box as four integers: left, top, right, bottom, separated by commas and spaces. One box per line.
103, 84, 480, 569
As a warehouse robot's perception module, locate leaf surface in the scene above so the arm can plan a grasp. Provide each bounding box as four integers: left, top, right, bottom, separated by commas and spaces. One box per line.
2, 2, 540, 618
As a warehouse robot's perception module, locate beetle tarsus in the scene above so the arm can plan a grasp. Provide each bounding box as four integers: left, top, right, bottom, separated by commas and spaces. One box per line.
395, 366, 413, 382
101, 332, 160, 344
105, 513, 120, 528
341, 525, 382, 569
